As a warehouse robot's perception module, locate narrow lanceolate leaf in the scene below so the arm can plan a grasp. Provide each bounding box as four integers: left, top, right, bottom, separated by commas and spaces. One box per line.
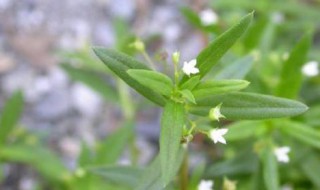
276, 33, 312, 99
189, 92, 308, 120
0, 91, 24, 146
0, 144, 68, 181
135, 150, 185, 190
180, 12, 253, 84
89, 166, 143, 187
262, 143, 279, 190
135, 157, 162, 190
93, 47, 166, 106
280, 121, 320, 149
192, 80, 249, 99
213, 55, 254, 80
160, 100, 185, 186
127, 69, 173, 96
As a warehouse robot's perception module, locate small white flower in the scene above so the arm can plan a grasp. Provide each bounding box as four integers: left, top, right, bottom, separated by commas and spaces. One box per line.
302, 61, 319, 77
209, 128, 228, 144
200, 9, 218, 26
274, 146, 291, 163
182, 59, 199, 76
198, 180, 214, 190
209, 103, 226, 121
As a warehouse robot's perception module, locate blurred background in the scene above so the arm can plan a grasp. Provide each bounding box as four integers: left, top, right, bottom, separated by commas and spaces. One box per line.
0, 0, 319, 190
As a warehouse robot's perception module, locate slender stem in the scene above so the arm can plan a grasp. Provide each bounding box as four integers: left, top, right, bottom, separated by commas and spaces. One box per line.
117, 79, 134, 120
116, 79, 138, 165
174, 68, 179, 88
141, 50, 156, 70
179, 151, 189, 190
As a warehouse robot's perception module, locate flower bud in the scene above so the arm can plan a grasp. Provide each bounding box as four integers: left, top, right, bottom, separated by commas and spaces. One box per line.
172, 51, 180, 64
130, 39, 145, 52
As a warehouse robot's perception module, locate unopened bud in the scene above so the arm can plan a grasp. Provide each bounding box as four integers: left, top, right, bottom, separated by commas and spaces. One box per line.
129, 39, 145, 52
172, 51, 180, 64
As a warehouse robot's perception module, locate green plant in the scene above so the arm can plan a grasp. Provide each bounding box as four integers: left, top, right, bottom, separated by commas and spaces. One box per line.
93, 12, 309, 189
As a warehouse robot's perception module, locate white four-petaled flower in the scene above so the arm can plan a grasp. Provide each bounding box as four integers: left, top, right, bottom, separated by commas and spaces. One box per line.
200, 9, 218, 26
209, 128, 228, 144
274, 146, 291, 163
182, 59, 199, 76
198, 180, 214, 190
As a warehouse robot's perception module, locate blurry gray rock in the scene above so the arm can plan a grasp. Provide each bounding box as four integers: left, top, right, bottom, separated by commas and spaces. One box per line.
0, 0, 10, 10
108, 0, 135, 19
34, 89, 71, 120
19, 176, 35, 190
93, 21, 115, 46
71, 83, 103, 118
180, 35, 203, 62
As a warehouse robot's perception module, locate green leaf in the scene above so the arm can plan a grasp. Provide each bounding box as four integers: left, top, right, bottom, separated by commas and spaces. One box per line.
95, 122, 134, 165
180, 7, 202, 28
127, 69, 173, 96
189, 92, 308, 120
276, 33, 312, 99
261, 143, 279, 190
60, 49, 109, 72
280, 121, 320, 149
179, 89, 196, 104
61, 64, 118, 102
179, 76, 200, 91
135, 157, 162, 190
135, 149, 185, 190
205, 149, 258, 177
78, 142, 93, 167
160, 100, 185, 185
225, 121, 264, 141
180, 12, 253, 83
0, 144, 68, 181
0, 91, 24, 146
300, 153, 320, 189
89, 166, 143, 187
93, 47, 166, 106
242, 16, 269, 51
302, 104, 320, 127
213, 55, 254, 80
192, 80, 249, 99
251, 163, 267, 190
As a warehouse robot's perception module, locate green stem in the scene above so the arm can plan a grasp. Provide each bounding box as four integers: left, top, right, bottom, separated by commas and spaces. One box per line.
116, 79, 138, 165
179, 151, 189, 190
117, 79, 134, 120
142, 50, 156, 70
173, 64, 179, 87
